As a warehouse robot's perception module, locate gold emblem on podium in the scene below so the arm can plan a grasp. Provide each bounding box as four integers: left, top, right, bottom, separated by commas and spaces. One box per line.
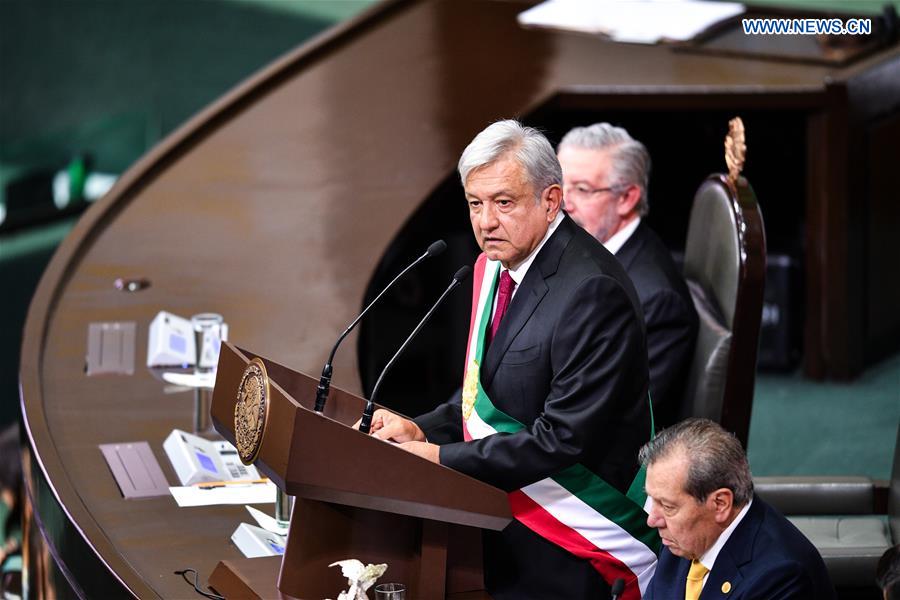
725, 116, 746, 185
462, 360, 479, 420
234, 357, 270, 465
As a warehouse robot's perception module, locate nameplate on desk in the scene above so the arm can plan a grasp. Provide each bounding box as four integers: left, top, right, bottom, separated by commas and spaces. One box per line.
86, 321, 136, 375
100, 441, 171, 499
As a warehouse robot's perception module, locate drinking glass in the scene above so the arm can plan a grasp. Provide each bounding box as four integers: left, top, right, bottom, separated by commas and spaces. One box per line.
374, 583, 406, 600
191, 313, 224, 370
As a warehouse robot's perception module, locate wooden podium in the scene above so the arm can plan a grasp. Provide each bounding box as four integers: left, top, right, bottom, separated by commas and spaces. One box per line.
208, 342, 511, 599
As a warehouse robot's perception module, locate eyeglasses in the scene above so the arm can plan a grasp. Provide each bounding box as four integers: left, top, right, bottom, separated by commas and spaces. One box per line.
565, 183, 625, 199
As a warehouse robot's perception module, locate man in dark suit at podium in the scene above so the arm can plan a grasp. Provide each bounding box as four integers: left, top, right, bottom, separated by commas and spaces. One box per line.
641, 419, 836, 599
365, 120, 659, 599
558, 123, 697, 428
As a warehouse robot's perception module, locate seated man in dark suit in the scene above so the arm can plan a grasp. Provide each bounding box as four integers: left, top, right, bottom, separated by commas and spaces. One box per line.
878, 545, 900, 600
640, 418, 836, 599
558, 123, 698, 427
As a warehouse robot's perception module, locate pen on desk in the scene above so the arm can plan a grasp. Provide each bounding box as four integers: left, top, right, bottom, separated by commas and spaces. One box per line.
195, 478, 269, 489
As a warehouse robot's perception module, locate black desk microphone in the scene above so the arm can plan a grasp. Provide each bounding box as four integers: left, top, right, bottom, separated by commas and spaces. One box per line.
358, 265, 471, 433
313, 240, 446, 414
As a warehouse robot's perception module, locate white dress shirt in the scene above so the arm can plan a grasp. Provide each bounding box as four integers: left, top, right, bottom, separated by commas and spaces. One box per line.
697, 499, 753, 589
602, 216, 641, 255
492, 211, 564, 319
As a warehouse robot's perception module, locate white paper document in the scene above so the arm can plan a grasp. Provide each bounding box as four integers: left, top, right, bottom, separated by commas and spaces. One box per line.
518, 0, 745, 44
169, 481, 277, 507
161, 370, 217, 389
246, 505, 290, 535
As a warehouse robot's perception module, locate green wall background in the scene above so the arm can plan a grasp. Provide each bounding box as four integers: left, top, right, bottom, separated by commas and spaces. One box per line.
0, 0, 375, 427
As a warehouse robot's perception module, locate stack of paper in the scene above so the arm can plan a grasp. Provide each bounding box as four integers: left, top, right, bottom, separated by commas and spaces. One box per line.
169, 481, 276, 507
518, 0, 745, 44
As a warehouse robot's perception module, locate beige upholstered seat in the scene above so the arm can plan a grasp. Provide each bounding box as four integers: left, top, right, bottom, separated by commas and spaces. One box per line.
756, 425, 899, 587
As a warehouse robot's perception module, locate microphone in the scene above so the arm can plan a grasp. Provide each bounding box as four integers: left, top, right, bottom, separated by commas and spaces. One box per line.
358, 265, 472, 433
313, 240, 446, 413
610, 578, 625, 600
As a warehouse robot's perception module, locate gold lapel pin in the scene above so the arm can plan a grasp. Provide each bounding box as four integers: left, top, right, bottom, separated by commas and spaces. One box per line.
721, 581, 732, 594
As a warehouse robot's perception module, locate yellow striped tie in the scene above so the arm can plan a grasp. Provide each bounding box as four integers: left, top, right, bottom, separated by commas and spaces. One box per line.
685, 559, 709, 600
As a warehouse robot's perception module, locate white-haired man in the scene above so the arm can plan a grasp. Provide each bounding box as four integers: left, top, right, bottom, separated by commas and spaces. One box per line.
363, 120, 659, 599
558, 123, 697, 428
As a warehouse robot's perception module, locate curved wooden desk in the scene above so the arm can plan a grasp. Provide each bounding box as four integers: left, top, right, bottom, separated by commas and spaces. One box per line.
19, 0, 900, 596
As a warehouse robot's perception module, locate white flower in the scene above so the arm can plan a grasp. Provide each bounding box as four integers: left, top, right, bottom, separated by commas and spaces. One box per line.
330, 559, 388, 600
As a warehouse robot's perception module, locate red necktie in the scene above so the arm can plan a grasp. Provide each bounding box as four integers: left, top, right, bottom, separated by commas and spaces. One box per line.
487, 270, 516, 348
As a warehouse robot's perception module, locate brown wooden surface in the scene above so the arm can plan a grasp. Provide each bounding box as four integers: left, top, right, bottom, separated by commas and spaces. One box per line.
720, 175, 767, 448
276, 499, 446, 599
18, 0, 900, 597
210, 557, 290, 600
209, 555, 488, 600
210, 343, 505, 598
211, 343, 512, 530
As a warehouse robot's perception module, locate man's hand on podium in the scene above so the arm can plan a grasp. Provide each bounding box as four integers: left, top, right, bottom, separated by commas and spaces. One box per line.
399, 441, 440, 464
356, 409, 425, 442
354, 410, 441, 463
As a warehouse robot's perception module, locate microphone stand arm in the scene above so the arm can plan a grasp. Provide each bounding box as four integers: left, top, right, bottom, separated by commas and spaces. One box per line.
313, 252, 428, 413
358, 278, 461, 433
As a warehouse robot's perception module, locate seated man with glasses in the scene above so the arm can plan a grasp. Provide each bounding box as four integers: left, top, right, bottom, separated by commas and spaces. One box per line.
558, 123, 698, 428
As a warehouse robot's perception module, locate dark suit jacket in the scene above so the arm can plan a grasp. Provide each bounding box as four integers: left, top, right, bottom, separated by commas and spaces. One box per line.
415, 215, 651, 600
615, 222, 698, 429
645, 496, 836, 600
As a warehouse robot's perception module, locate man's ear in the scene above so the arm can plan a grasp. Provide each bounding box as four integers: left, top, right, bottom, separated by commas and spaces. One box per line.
544, 184, 563, 221
616, 184, 642, 217
709, 488, 735, 524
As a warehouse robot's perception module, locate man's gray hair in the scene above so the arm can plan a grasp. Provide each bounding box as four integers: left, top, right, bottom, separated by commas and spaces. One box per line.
639, 418, 754, 506
458, 120, 562, 200
558, 122, 651, 216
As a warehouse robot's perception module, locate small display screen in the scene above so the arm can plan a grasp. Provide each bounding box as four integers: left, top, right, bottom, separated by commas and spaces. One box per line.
195, 451, 218, 474
169, 333, 187, 354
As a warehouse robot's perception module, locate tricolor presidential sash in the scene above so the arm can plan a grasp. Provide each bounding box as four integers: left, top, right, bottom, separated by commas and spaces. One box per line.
461, 254, 660, 599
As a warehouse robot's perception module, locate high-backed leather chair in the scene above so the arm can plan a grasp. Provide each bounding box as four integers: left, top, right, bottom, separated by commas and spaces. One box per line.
680, 174, 766, 448
755, 424, 899, 587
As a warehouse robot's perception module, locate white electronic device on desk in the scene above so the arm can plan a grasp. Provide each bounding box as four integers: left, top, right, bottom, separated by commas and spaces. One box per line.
147, 311, 196, 367
232, 523, 285, 558
163, 429, 260, 486
147, 311, 228, 368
